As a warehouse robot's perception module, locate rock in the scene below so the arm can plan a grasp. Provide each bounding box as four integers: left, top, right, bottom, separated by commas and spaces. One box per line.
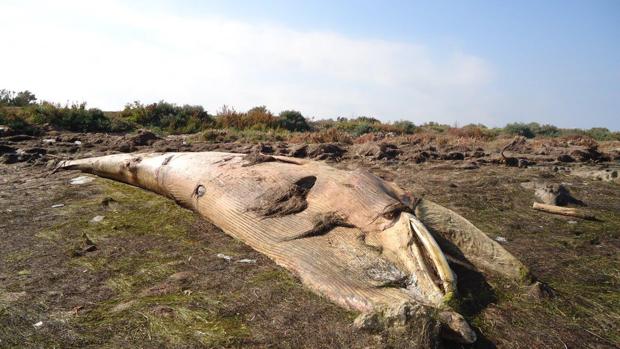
90, 215, 105, 223
353, 312, 382, 332
0, 145, 16, 154
495, 236, 507, 243
140, 282, 179, 297
438, 311, 477, 344
237, 258, 257, 264
5, 135, 35, 141
216, 253, 232, 261
354, 143, 401, 160
289, 144, 308, 158
117, 142, 133, 153
253, 143, 274, 154
441, 152, 465, 161
33, 321, 43, 328
70, 176, 95, 185
1, 153, 20, 164
526, 281, 555, 300
534, 183, 583, 206
572, 168, 619, 182
570, 147, 611, 162
518, 158, 534, 168
410, 151, 429, 164
151, 305, 175, 318
557, 154, 575, 163
111, 300, 137, 313
168, 271, 195, 282
308, 143, 345, 161
51, 204, 65, 208
23, 147, 47, 155
128, 130, 159, 146
0, 125, 12, 137
100, 197, 120, 210
470, 150, 486, 158
502, 157, 519, 167
83, 244, 98, 253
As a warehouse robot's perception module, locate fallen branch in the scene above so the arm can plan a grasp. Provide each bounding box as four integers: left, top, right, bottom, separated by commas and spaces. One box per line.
532, 202, 595, 220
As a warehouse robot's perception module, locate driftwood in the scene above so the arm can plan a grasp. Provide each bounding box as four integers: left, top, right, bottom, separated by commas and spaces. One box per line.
59, 152, 531, 344
532, 202, 595, 220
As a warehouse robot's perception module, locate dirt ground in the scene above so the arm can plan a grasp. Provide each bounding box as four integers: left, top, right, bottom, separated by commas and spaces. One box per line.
1, 131, 619, 348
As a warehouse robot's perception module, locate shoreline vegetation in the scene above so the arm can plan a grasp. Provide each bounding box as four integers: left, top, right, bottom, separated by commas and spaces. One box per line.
1, 89, 618, 142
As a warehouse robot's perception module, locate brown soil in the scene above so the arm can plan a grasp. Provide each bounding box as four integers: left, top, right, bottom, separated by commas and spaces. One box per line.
1, 131, 619, 348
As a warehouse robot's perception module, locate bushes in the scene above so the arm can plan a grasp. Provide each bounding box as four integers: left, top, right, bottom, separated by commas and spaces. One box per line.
30, 102, 111, 132
584, 127, 620, 141
0, 103, 110, 133
120, 101, 213, 134
0, 108, 41, 135
0, 89, 37, 107
1, 89, 618, 141
500, 122, 619, 141
278, 110, 310, 132
213, 105, 279, 131
391, 120, 416, 134
503, 123, 536, 138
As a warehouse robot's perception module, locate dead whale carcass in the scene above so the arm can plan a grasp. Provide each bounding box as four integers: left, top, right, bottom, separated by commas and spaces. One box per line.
59, 151, 530, 343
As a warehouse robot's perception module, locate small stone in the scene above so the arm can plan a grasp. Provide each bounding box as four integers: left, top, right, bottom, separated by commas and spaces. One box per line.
33, 321, 43, 328
526, 281, 555, 300
70, 175, 94, 185
353, 312, 382, 332
216, 253, 232, 261
167, 271, 195, 282
534, 183, 583, 206
83, 245, 97, 253
90, 215, 105, 223
151, 305, 175, 318
495, 236, 507, 243
237, 258, 257, 264
557, 154, 575, 163
111, 300, 137, 313
51, 204, 64, 208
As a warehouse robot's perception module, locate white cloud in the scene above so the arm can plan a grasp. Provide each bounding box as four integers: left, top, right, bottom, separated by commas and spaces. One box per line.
0, 0, 494, 124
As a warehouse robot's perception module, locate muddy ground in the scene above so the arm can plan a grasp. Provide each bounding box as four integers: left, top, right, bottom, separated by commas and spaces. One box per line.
1, 131, 619, 348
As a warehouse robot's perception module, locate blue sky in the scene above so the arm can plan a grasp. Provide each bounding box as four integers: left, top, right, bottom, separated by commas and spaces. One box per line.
1, 0, 619, 129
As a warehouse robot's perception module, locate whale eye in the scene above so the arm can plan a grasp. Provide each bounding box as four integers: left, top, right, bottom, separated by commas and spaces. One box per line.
381, 202, 410, 221
383, 210, 398, 220
194, 184, 206, 198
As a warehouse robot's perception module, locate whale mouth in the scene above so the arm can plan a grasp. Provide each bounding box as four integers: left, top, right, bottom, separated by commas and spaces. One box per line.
367, 212, 456, 306
365, 211, 479, 343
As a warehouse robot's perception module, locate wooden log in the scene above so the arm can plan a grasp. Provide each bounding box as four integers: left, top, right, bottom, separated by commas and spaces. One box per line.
532, 202, 595, 220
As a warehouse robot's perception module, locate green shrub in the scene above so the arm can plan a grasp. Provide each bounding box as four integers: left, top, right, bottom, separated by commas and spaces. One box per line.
213, 105, 280, 131
0, 107, 41, 135
584, 127, 620, 141
120, 101, 213, 133
31, 102, 111, 132
278, 110, 310, 132
0, 89, 37, 107
391, 120, 416, 134
503, 122, 535, 138
352, 123, 375, 136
